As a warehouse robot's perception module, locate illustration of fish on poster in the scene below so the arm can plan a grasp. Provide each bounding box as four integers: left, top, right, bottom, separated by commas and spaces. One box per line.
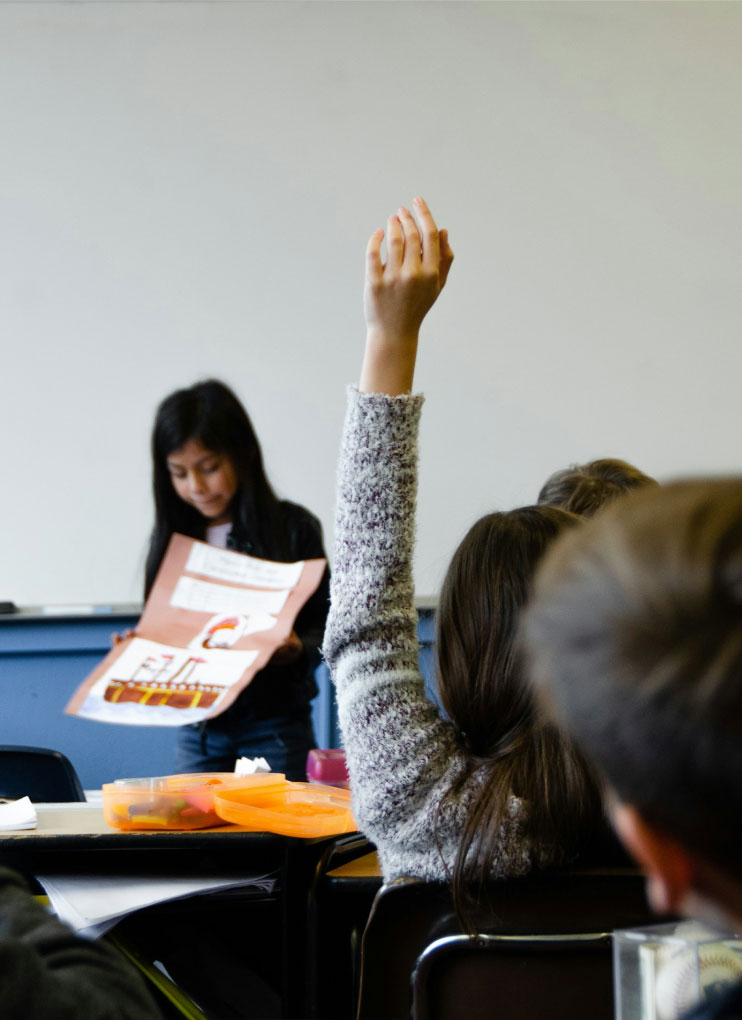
65, 534, 327, 726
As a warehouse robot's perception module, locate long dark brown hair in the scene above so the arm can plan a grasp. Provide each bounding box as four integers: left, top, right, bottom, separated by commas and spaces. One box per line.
144, 379, 288, 596
436, 505, 603, 924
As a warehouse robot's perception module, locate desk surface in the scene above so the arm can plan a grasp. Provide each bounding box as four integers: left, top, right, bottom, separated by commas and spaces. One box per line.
326, 849, 381, 880
0, 805, 316, 886
0, 804, 286, 850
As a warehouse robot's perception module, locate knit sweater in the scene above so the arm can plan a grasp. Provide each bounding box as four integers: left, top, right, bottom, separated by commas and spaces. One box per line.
323, 388, 550, 883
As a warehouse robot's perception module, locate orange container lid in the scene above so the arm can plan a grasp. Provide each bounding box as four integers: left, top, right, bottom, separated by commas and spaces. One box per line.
213, 780, 357, 838
102, 772, 286, 831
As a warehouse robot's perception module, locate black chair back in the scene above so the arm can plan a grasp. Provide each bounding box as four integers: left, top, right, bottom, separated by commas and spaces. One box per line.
413, 932, 613, 1020
357, 868, 665, 1020
0, 745, 85, 802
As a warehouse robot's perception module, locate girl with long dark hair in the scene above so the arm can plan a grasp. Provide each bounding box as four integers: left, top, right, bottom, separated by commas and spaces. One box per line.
323, 199, 605, 920
146, 379, 329, 778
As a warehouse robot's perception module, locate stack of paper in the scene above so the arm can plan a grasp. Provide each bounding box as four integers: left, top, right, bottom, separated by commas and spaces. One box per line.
36, 872, 278, 938
0, 797, 37, 830
234, 756, 271, 775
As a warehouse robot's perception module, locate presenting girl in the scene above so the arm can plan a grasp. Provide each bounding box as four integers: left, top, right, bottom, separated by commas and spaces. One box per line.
146, 379, 329, 778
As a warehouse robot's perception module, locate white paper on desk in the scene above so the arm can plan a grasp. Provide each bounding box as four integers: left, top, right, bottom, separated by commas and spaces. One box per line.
234, 756, 272, 775
36, 872, 278, 939
0, 797, 37, 830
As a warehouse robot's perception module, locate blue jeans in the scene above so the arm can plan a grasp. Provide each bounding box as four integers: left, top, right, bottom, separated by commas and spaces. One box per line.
174, 708, 316, 782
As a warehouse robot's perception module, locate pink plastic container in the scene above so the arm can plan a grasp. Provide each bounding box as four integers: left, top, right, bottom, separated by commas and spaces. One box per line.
305, 749, 349, 789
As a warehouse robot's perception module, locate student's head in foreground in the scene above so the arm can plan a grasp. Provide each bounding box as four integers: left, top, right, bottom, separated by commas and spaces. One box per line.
522, 478, 742, 931
538, 457, 656, 517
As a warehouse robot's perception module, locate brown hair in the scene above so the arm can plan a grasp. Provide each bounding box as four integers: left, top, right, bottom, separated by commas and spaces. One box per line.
538, 458, 656, 518
436, 505, 604, 923
523, 478, 742, 879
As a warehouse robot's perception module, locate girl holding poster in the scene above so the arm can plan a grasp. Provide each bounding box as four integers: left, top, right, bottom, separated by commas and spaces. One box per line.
145, 378, 330, 778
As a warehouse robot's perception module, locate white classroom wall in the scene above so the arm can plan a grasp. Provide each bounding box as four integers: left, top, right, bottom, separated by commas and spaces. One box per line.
2, 0, 741, 605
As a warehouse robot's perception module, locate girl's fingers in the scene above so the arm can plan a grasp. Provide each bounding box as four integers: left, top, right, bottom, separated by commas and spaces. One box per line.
366, 228, 384, 283
413, 196, 441, 275
368, 200, 451, 294
398, 206, 422, 271
386, 214, 404, 271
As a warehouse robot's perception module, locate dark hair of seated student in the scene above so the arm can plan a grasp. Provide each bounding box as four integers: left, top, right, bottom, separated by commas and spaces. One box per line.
435, 504, 609, 922
537, 458, 657, 518
145, 378, 288, 597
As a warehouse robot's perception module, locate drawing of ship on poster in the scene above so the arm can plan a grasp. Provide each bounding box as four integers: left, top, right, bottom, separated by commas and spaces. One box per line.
77, 637, 259, 726
104, 652, 223, 709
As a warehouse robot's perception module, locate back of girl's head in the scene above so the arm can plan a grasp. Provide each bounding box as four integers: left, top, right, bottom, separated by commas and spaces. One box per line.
523, 478, 742, 880
538, 458, 656, 518
437, 505, 580, 753
436, 505, 603, 923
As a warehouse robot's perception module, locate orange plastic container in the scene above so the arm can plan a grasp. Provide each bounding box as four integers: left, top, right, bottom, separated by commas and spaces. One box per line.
213, 780, 356, 838
103, 772, 285, 831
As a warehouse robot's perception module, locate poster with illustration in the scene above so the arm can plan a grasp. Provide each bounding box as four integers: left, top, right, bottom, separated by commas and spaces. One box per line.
65, 534, 326, 727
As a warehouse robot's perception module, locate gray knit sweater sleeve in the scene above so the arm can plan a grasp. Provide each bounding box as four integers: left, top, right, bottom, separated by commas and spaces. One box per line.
323, 387, 535, 883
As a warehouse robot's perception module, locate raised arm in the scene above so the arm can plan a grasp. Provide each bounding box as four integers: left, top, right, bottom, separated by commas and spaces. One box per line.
323, 200, 466, 882
360, 197, 453, 395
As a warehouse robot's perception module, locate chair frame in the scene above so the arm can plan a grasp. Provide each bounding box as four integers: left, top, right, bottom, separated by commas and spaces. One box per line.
305, 832, 378, 1019
412, 931, 614, 1020
356, 868, 669, 1020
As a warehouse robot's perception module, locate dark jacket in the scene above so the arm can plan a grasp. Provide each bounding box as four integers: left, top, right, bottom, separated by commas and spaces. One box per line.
213, 499, 330, 722
0, 867, 163, 1020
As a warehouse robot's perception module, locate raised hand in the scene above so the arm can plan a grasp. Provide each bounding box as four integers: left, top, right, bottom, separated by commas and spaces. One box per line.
360, 197, 453, 395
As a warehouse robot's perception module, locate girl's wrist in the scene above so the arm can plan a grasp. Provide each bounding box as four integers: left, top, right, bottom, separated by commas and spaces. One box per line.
359, 329, 419, 395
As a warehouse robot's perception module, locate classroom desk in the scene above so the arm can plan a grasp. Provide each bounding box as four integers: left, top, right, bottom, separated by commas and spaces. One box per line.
0, 803, 287, 875
326, 850, 381, 881
0, 804, 356, 1019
